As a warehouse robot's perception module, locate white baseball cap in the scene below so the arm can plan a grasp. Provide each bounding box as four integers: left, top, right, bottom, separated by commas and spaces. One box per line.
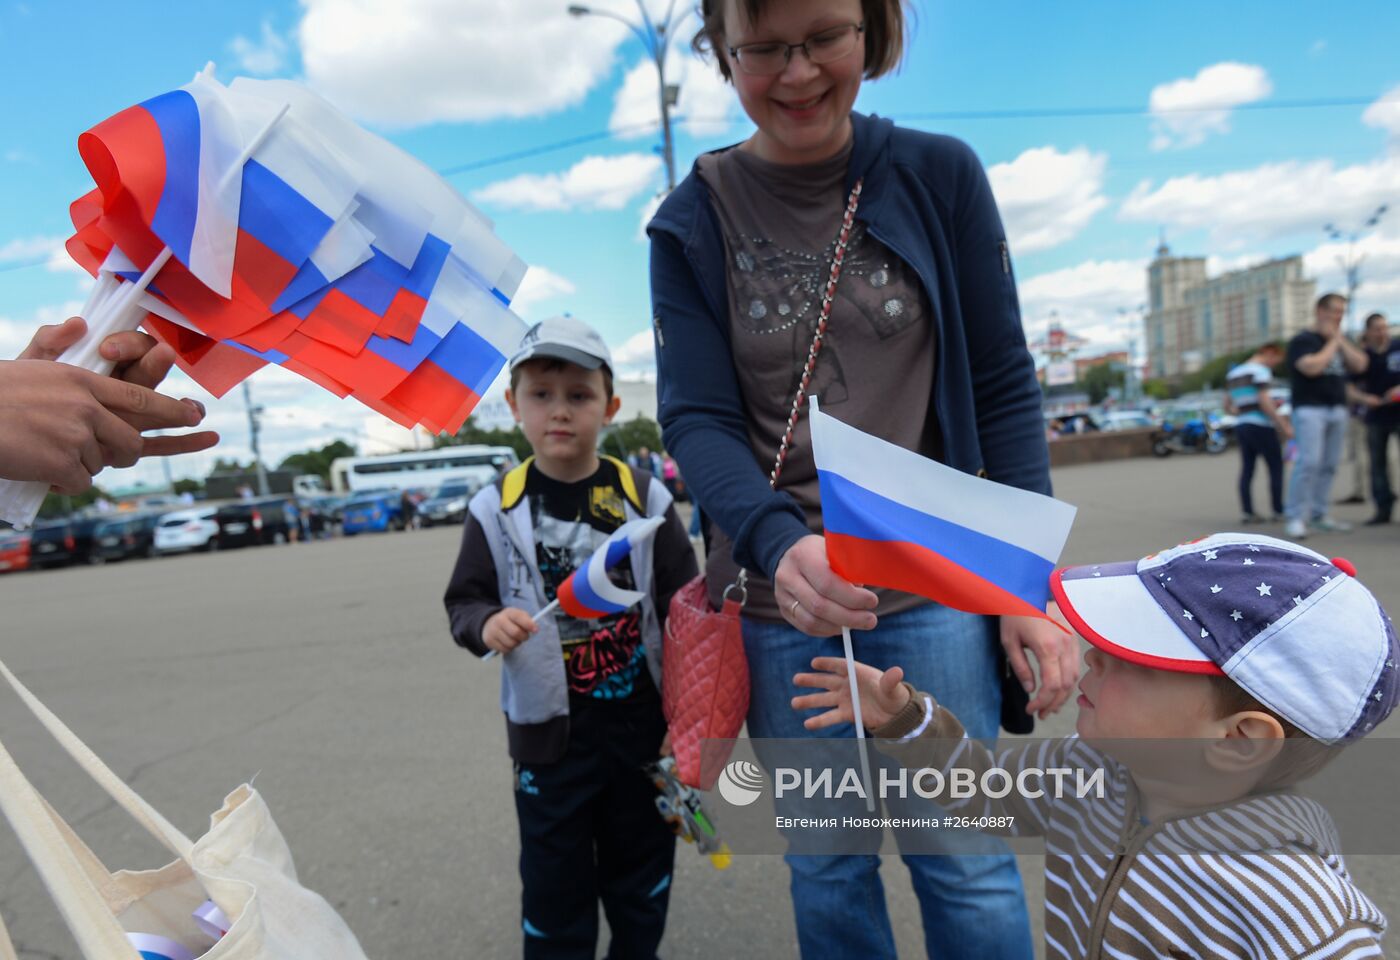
509, 315, 613, 374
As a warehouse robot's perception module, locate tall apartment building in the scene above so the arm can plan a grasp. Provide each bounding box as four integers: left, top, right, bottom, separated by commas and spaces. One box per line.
1144, 242, 1315, 381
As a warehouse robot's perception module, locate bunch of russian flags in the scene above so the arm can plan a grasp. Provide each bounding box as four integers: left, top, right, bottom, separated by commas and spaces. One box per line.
0, 66, 528, 526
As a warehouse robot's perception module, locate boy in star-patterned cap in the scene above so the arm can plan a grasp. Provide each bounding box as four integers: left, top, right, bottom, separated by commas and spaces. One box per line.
794, 532, 1396, 958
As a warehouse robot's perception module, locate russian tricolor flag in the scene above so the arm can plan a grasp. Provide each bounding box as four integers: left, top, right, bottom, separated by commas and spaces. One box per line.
556, 517, 665, 620
810, 398, 1076, 622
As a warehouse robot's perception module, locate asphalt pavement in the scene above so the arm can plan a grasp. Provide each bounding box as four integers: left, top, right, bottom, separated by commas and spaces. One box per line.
0, 450, 1396, 958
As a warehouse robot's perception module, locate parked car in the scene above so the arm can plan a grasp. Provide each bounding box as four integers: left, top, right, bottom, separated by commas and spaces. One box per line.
214, 497, 299, 549
154, 507, 220, 554
417, 478, 479, 527
299, 495, 343, 539
341, 492, 405, 535
90, 512, 165, 563
27, 519, 80, 569
1097, 410, 1158, 432
0, 527, 30, 574
1045, 411, 1101, 437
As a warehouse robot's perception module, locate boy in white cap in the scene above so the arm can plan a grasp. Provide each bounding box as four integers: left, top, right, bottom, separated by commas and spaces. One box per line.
795, 533, 1395, 958
444, 315, 696, 958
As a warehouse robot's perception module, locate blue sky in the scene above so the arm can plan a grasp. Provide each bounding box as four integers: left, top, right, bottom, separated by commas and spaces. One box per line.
2, 0, 1398, 487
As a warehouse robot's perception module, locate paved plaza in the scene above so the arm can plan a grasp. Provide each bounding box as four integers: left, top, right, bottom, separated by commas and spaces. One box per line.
0, 451, 1396, 958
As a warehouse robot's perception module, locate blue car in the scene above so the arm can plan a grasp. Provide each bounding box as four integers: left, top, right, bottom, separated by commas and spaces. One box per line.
341, 493, 405, 535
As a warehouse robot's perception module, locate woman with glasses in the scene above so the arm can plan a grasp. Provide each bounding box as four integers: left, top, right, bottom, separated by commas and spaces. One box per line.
648, 1, 1069, 957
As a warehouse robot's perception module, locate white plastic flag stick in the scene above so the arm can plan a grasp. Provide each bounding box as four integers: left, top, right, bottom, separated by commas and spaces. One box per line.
482, 599, 559, 661
0, 106, 289, 528
842, 626, 877, 813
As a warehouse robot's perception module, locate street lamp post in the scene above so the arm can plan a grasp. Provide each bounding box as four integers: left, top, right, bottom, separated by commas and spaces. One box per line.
242, 380, 270, 496
1324, 204, 1388, 334
568, 1, 681, 192
1117, 305, 1146, 405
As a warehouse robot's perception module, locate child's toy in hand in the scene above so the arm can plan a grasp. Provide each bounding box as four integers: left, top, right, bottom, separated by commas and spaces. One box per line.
647, 756, 731, 870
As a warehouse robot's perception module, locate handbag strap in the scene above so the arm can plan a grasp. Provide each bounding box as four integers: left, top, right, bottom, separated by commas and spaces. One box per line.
0, 658, 195, 860
768, 177, 864, 487
0, 735, 142, 959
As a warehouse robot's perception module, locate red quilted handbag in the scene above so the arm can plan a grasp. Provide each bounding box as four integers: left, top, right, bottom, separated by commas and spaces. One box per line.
663, 575, 749, 790
660, 179, 864, 791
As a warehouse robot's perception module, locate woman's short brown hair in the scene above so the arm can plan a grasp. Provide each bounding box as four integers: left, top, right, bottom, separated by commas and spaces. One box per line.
691, 0, 910, 83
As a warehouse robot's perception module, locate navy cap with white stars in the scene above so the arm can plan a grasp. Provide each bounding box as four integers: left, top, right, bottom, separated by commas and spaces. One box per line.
1051, 533, 1398, 742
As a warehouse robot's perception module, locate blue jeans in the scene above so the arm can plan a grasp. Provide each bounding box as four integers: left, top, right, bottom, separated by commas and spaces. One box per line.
744, 603, 1034, 960
1286, 404, 1349, 522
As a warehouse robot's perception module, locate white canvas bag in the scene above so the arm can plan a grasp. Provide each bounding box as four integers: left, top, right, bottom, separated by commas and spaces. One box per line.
0, 657, 371, 959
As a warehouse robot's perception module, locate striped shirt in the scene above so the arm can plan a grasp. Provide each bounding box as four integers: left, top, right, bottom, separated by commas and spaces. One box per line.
875, 691, 1387, 959
1226, 361, 1275, 429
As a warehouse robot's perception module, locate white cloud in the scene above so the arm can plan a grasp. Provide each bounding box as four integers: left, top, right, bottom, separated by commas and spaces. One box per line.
472, 153, 662, 212
0, 235, 63, 264
510, 265, 577, 319
0, 234, 95, 281
297, 0, 631, 126
0, 299, 85, 358
1119, 154, 1400, 244
230, 20, 289, 76
1148, 62, 1272, 150
988, 147, 1109, 254
610, 329, 656, 376
1304, 232, 1400, 315
1363, 84, 1400, 141
635, 192, 664, 242
610, 55, 737, 141
1017, 259, 1148, 350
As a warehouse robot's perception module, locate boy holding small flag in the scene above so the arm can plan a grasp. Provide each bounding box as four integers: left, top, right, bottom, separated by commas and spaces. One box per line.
444, 315, 696, 959
796, 533, 1394, 958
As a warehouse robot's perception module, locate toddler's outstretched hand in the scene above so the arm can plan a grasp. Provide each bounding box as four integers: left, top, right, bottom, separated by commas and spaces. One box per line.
792, 657, 913, 732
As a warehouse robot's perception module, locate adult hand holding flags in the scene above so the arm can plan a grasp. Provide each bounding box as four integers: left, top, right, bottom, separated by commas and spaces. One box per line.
484, 517, 665, 660
0, 66, 528, 527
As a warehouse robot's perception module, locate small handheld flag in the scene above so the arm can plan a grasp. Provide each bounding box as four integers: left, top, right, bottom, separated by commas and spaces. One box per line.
809, 397, 1077, 622
557, 516, 666, 620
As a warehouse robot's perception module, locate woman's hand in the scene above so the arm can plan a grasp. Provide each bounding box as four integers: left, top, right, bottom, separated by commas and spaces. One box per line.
774, 535, 878, 636
1001, 614, 1079, 720
16, 316, 218, 459
792, 656, 912, 731
0, 360, 212, 493
20, 316, 183, 391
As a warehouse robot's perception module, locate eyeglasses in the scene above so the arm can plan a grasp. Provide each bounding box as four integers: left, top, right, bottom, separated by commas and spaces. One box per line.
727, 22, 864, 77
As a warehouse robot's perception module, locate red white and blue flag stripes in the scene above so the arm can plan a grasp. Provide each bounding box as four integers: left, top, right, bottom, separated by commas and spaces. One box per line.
809, 397, 1077, 622
556, 517, 666, 620
62, 68, 526, 434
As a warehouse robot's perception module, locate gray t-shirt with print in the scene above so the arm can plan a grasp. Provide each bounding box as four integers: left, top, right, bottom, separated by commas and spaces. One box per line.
696, 139, 938, 621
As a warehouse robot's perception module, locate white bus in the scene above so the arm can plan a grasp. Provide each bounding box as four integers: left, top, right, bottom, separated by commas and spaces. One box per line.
328, 446, 519, 495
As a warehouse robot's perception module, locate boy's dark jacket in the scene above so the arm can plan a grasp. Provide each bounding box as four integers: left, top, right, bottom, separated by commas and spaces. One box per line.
647, 111, 1049, 732
444, 456, 696, 763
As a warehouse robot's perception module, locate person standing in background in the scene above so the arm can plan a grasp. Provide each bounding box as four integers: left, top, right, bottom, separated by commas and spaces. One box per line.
1224, 341, 1291, 524
1355, 312, 1400, 525
1284, 293, 1369, 539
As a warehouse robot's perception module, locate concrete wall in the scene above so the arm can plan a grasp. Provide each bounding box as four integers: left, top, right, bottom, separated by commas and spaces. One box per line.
1048, 427, 1157, 467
